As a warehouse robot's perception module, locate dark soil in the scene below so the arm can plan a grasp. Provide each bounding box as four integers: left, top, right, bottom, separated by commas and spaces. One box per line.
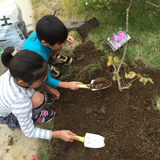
91, 77, 112, 90
49, 41, 160, 160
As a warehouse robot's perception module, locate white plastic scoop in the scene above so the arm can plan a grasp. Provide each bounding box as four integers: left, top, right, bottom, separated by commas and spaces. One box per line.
77, 79, 112, 91
74, 133, 105, 148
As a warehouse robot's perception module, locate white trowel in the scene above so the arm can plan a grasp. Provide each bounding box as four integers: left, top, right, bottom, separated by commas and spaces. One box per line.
73, 133, 105, 148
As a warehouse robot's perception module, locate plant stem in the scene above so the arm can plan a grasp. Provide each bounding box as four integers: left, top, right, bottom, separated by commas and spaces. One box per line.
127, 77, 139, 86
116, 0, 133, 91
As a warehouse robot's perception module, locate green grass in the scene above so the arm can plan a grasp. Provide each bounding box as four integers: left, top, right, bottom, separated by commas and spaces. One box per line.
31, 0, 160, 70
35, 120, 54, 160
37, 139, 50, 160
61, 0, 160, 69
78, 62, 104, 80
59, 61, 104, 81
116, 0, 160, 69
31, 0, 60, 23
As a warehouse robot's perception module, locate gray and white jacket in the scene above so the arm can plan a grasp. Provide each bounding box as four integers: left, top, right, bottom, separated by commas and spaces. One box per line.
0, 70, 52, 139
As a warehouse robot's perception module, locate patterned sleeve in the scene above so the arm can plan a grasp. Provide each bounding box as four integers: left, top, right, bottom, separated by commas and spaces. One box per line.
11, 98, 52, 139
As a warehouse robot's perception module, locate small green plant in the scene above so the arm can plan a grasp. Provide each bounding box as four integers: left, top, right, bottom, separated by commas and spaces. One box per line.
108, 56, 154, 88
125, 72, 154, 85
106, 0, 154, 91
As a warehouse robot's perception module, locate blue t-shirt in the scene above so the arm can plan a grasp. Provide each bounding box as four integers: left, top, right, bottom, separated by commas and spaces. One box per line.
22, 31, 60, 88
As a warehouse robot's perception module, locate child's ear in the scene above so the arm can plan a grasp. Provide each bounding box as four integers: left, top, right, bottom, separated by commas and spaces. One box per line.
41, 40, 48, 47
17, 80, 27, 87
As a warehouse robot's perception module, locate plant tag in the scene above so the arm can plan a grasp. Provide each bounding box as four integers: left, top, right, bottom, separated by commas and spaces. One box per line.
106, 27, 131, 52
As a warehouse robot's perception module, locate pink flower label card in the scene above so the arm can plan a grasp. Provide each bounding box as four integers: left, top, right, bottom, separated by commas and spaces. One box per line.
106, 27, 131, 52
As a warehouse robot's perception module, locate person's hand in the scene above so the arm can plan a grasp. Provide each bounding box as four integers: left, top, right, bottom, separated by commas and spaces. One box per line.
59, 130, 79, 142
49, 88, 60, 99
28, 155, 38, 160
42, 85, 60, 99
66, 36, 74, 44
68, 81, 83, 90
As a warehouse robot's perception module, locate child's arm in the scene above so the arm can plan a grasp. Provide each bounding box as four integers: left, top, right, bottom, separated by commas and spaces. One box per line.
57, 81, 83, 90
52, 130, 79, 142
46, 71, 82, 90
12, 99, 52, 139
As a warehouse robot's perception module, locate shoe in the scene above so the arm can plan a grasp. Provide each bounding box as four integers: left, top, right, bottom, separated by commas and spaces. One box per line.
49, 65, 63, 79
33, 108, 55, 123
41, 92, 55, 104
49, 53, 73, 65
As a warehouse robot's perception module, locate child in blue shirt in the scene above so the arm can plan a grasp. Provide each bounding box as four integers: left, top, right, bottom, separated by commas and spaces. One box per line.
23, 15, 82, 94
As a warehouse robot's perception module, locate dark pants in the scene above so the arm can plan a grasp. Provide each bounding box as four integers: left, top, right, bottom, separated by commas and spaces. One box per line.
0, 113, 20, 129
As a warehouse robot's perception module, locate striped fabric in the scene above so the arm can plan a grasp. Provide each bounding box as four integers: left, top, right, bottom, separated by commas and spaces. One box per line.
0, 70, 52, 139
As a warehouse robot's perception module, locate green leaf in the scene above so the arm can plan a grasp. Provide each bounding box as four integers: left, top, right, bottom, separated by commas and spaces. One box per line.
115, 30, 118, 35
107, 56, 112, 66
144, 78, 148, 83
113, 56, 120, 63
139, 77, 144, 82
125, 71, 136, 79
113, 70, 117, 74
128, 71, 136, 79
143, 81, 146, 85
148, 78, 154, 84
125, 73, 129, 79
112, 75, 116, 81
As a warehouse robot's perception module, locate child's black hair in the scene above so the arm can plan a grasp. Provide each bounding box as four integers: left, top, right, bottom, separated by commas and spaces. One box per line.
1, 47, 48, 86
36, 15, 68, 46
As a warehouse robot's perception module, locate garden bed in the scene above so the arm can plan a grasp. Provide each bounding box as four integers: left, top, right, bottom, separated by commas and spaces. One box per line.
49, 41, 160, 160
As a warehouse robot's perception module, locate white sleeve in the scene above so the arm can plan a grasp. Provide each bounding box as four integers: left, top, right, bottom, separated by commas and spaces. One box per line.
11, 98, 52, 139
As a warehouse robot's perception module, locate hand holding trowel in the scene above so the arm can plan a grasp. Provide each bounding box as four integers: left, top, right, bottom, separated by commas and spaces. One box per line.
73, 133, 105, 148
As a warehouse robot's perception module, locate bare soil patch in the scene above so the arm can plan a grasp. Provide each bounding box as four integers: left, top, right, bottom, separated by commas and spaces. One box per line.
49, 41, 160, 160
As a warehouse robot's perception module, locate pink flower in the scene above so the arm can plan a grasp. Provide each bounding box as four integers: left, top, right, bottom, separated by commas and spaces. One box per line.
112, 41, 121, 47
111, 33, 118, 41
111, 30, 127, 47
117, 31, 126, 41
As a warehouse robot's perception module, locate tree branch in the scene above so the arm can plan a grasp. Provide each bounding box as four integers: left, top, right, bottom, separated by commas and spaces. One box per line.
116, 0, 133, 91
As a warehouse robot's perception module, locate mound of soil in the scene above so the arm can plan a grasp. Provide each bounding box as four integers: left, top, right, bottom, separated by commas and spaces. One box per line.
49, 41, 160, 160
91, 77, 111, 90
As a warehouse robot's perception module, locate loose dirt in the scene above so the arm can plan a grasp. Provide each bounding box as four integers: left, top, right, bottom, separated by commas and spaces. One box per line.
92, 77, 111, 89
49, 41, 160, 160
